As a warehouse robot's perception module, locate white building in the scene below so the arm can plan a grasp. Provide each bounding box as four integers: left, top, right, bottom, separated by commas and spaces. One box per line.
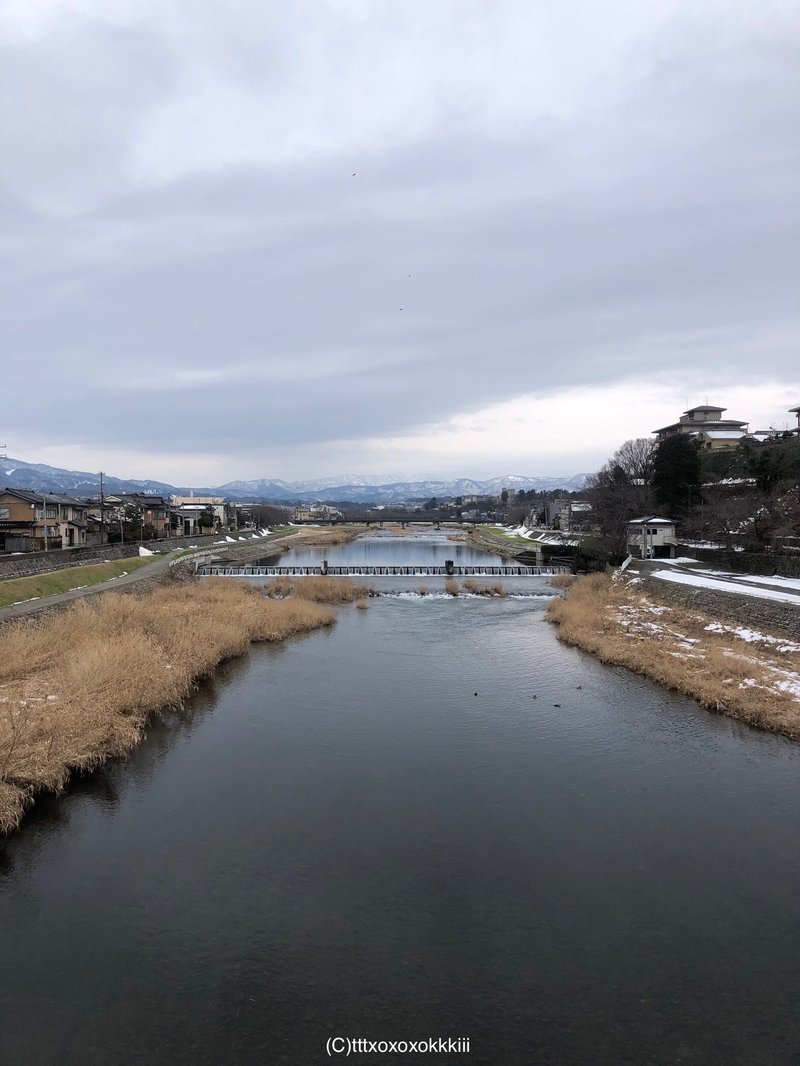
627, 516, 677, 559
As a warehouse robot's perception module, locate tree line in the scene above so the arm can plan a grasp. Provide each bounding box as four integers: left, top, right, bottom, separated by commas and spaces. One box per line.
585, 433, 800, 561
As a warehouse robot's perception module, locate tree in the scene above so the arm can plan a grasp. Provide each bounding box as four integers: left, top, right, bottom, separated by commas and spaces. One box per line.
106, 502, 156, 543
612, 438, 657, 483
652, 435, 701, 516
198, 507, 216, 531
423, 496, 438, 511
584, 439, 657, 560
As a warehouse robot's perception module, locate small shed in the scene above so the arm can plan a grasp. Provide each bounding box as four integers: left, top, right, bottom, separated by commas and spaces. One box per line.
627, 516, 677, 559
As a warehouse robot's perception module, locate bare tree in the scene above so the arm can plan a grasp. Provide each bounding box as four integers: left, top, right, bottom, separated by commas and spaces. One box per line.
612, 438, 657, 483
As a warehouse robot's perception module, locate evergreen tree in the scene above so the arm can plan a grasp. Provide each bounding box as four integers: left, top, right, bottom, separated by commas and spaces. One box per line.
652, 435, 701, 516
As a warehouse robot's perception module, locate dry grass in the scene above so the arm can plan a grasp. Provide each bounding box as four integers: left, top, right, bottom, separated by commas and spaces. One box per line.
417, 585, 429, 596
547, 573, 800, 739
462, 579, 507, 597
444, 577, 459, 596
264, 576, 371, 602
0, 580, 336, 833
549, 572, 576, 589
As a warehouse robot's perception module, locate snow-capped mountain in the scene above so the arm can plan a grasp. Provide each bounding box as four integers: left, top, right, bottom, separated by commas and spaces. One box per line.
1, 457, 587, 502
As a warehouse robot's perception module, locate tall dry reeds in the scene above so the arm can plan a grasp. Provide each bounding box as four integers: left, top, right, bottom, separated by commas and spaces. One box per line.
0, 580, 335, 833
547, 574, 800, 739
462, 579, 507, 597
549, 572, 575, 589
264, 576, 371, 602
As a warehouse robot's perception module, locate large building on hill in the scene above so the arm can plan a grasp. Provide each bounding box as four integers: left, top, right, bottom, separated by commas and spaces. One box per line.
652, 404, 750, 451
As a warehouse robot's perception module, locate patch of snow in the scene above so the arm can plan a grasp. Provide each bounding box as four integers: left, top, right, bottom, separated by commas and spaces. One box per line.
704, 622, 800, 653
702, 571, 800, 591
138, 546, 154, 556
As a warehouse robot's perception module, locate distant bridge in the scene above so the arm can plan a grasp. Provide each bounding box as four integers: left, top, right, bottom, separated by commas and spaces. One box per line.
197, 563, 568, 577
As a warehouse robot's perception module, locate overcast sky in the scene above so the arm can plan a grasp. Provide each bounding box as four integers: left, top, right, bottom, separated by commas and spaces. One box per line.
2, 0, 798, 485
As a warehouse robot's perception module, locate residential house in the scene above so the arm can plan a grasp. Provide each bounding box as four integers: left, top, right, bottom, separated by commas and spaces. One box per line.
0, 488, 88, 553
85, 493, 173, 540
170, 495, 227, 536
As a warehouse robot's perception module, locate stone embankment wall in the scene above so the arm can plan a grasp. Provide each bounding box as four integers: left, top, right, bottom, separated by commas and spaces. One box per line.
0, 533, 226, 580
678, 547, 800, 579
643, 576, 800, 639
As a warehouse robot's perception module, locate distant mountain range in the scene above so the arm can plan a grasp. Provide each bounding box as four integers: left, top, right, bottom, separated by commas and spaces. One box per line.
1, 457, 588, 503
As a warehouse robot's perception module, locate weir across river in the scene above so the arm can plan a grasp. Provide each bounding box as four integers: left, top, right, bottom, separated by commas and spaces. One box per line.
196, 563, 569, 577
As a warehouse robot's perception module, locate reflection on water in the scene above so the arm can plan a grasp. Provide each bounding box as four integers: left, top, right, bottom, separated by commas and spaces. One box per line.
1, 536, 799, 1065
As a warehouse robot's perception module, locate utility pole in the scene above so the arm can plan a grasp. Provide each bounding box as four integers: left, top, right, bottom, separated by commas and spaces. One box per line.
42, 492, 49, 551
99, 471, 106, 544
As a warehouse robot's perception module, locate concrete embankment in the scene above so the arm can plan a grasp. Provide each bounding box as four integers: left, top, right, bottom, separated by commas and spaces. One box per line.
547, 573, 800, 740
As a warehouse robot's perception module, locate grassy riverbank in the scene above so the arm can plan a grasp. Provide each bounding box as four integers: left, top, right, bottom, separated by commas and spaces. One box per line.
547, 574, 800, 739
0, 578, 348, 833
0, 556, 158, 609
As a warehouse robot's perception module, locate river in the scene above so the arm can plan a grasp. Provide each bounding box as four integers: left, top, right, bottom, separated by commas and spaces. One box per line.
1, 532, 799, 1064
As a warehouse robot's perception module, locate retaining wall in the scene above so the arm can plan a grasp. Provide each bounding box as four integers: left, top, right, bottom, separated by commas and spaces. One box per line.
643, 575, 800, 639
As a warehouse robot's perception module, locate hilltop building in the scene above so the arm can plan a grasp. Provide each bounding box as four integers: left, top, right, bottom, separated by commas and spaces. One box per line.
652, 404, 750, 451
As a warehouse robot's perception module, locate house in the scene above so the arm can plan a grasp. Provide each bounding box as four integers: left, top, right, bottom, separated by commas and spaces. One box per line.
85, 493, 173, 539
653, 404, 749, 450
559, 500, 592, 533
627, 516, 677, 559
171, 495, 227, 535
0, 488, 88, 553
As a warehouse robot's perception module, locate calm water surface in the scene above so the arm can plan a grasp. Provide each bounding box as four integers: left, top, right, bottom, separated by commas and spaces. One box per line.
1, 534, 799, 1064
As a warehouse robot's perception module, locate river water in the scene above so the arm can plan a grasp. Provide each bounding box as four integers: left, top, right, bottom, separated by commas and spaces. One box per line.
1, 532, 799, 1064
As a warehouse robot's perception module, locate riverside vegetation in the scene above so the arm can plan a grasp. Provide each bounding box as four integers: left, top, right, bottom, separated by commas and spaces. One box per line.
0, 577, 376, 833
547, 573, 800, 738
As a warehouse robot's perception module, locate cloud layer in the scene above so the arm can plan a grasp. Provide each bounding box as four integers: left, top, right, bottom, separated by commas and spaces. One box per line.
3, 1, 798, 481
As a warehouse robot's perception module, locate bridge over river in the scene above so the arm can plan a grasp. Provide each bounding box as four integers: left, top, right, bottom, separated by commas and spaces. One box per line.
197, 563, 568, 577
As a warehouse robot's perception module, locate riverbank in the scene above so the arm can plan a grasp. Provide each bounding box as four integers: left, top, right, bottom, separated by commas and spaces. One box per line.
547, 573, 800, 739
465, 527, 523, 557
0, 577, 363, 834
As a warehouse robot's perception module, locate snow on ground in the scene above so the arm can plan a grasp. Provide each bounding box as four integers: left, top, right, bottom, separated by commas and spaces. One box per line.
503, 525, 536, 539
651, 569, 800, 605
650, 557, 706, 566
704, 623, 800, 654
613, 597, 800, 703
138, 546, 154, 556
701, 571, 800, 591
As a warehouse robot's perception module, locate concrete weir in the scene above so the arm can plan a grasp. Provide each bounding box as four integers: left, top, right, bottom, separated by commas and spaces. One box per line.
196, 563, 569, 577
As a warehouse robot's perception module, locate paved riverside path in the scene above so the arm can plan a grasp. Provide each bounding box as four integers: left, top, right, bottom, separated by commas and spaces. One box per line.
0, 531, 306, 626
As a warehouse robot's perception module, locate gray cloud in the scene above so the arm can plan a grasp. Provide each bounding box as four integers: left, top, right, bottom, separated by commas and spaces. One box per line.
1, 2, 798, 478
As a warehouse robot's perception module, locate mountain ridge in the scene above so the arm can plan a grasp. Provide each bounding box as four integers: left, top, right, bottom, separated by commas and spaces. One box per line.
1, 456, 588, 502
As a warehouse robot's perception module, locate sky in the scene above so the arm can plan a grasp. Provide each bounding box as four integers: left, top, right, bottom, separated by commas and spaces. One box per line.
2, 0, 799, 486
